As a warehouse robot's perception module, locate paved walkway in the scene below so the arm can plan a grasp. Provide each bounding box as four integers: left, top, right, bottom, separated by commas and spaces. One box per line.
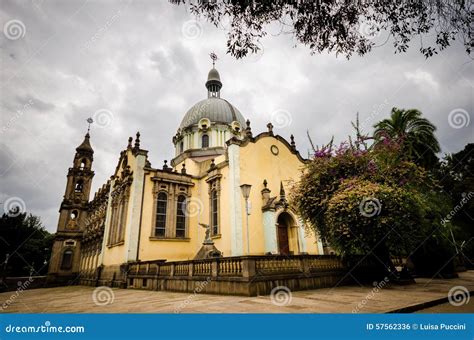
1, 272, 473, 313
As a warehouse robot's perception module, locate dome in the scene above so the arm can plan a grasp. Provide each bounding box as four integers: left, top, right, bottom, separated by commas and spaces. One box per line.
179, 97, 246, 129
207, 68, 221, 82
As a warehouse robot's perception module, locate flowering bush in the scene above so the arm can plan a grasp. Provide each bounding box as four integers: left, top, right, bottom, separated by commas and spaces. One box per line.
291, 133, 446, 274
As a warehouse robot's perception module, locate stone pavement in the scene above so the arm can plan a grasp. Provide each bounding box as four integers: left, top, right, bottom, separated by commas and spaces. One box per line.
1, 271, 473, 313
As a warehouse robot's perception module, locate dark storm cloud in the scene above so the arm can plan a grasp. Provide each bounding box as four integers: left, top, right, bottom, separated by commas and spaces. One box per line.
0, 0, 472, 232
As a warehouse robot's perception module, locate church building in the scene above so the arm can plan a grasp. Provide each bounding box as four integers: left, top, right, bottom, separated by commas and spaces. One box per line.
47, 62, 324, 285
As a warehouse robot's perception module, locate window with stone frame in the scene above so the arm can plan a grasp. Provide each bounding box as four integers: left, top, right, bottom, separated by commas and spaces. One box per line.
155, 192, 167, 237
151, 179, 193, 239
175, 195, 186, 238
107, 182, 130, 246
61, 249, 73, 270
207, 175, 221, 236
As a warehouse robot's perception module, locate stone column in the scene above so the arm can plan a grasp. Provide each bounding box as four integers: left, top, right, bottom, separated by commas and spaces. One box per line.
263, 210, 278, 254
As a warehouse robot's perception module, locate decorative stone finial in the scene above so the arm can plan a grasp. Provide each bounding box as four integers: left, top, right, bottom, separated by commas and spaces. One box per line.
134, 131, 141, 149
261, 179, 271, 203
290, 134, 296, 149
163, 160, 169, 170
181, 163, 187, 174
127, 137, 133, 149
267, 122, 274, 135
280, 181, 286, 201
209, 158, 216, 170
245, 119, 252, 138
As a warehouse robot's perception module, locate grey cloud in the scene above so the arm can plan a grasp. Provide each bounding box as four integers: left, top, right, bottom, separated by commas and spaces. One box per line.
0, 0, 472, 232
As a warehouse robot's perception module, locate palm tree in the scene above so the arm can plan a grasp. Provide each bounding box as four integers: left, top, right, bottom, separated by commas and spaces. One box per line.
373, 108, 440, 168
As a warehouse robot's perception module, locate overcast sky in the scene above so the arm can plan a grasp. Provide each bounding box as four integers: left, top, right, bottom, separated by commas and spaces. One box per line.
1, 0, 472, 232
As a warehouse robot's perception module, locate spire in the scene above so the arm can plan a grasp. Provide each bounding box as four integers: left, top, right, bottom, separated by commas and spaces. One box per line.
206, 52, 222, 98
76, 131, 93, 154
76, 118, 94, 154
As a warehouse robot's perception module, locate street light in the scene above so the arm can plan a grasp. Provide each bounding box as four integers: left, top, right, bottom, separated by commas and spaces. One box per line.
240, 184, 252, 255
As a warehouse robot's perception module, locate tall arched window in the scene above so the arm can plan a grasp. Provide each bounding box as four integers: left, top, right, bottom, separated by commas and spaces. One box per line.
211, 190, 219, 235
179, 141, 184, 154
75, 180, 84, 192
176, 196, 186, 238
61, 249, 73, 269
155, 192, 167, 237
201, 134, 209, 148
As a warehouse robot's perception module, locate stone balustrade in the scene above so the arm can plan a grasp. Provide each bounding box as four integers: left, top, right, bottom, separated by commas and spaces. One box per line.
122, 255, 353, 296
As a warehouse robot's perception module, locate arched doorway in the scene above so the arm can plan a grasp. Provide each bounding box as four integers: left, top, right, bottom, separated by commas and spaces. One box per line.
277, 212, 294, 256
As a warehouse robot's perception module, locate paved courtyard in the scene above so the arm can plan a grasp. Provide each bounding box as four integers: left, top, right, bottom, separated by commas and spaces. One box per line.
1, 271, 473, 313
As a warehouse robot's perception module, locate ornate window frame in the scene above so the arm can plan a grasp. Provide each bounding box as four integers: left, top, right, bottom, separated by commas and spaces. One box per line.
151, 179, 192, 240
107, 176, 131, 247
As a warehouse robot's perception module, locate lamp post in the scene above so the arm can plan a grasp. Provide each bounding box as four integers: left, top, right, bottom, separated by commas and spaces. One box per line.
240, 184, 252, 255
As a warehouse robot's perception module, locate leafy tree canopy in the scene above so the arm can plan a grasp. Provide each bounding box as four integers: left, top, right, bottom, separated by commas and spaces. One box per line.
291, 116, 453, 277
0, 212, 53, 277
172, 0, 472, 59
374, 108, 441, 169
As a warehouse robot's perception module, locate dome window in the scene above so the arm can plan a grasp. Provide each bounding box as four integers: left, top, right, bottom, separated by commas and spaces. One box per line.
231, 121, 241, 133
202, 134, 209, 148
198, 118, 211, 131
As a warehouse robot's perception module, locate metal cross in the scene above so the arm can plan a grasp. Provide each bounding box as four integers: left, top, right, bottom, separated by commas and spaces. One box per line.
209, 52, 218, 67
86, 117, 93, 133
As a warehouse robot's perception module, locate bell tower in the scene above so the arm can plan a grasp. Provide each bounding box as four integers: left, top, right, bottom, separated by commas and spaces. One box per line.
47, 130, 95, 284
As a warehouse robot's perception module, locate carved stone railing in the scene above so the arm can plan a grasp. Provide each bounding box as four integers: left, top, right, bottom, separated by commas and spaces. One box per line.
82, 255, 385, 295
126, 255, 344, 282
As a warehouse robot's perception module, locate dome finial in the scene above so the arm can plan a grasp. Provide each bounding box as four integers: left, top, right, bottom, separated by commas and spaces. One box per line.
206, 52, 222, 98
210, 51, 218, 68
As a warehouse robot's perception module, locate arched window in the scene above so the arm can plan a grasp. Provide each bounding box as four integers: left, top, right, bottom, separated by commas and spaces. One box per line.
179, 141, 184, 154
70, 210, 78, 220
155, 192, 167, 237
176, 196, 186, 238
201, 134, 209, 148
211, 190, 219, 235
61, 249, 73, 270
75, 180, 84, 192
80, 159, 87, 170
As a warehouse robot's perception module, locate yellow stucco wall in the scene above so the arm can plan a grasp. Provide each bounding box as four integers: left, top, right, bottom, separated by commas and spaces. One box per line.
133, 134, 320, 262
238, 135, 319, 255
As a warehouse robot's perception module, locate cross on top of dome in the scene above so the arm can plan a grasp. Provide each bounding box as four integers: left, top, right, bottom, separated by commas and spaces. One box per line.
206, 52, 222, 98
210, 52, 218, 67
